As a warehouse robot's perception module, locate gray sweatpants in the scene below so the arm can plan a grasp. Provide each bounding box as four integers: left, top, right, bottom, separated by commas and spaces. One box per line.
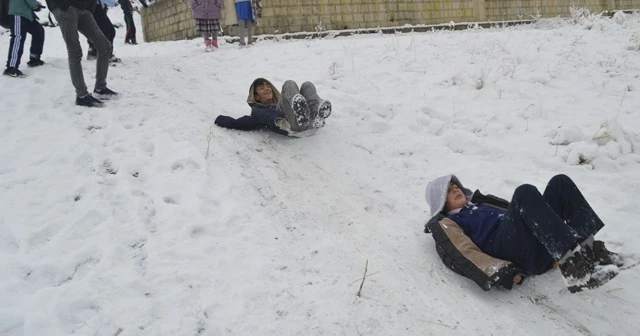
238, 19, 253, 45
52, 7, 112, 98
277, 80, 322, 132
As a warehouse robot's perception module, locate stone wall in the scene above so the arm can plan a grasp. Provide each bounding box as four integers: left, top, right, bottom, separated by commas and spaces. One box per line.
141, 0, 640, 42
141, 0, 196, 42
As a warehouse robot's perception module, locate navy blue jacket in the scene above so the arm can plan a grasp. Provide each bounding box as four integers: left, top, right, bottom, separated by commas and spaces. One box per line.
448, 203, 506, 252
215, 103, 288, 135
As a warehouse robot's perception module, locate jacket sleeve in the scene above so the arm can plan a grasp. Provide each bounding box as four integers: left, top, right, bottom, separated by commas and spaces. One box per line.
427, 216, 524, 290
215, 115, 261, 131
471, 190, 510, 209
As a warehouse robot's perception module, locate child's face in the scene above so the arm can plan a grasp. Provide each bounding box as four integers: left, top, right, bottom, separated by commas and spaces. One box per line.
444, 182, 467, 212
255, 83, 273, 103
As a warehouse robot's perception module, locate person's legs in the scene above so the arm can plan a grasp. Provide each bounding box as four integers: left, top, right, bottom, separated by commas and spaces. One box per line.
277, 80, 310, 132
300, 82, 321, 121
300, 81, 332, 128
212, 29, 218, 48
77, 9, 112, 92
52, 8, 89, 97
489, 184, 580, 274
127, 14, 137, 44
5, 16, 27, 70
238, 19, 246, 45
26, 19, 45, 62
247, 20, 253, 44
543, 174, 605, 239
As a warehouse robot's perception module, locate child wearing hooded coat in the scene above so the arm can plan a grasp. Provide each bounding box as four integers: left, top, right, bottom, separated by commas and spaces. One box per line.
189, 0, 222, 51
233, 0, 261, 46
214, 78, 332, 136
425, 174, 623, 293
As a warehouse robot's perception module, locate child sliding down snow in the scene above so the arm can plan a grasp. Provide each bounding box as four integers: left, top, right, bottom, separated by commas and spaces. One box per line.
214, 78, 332, 137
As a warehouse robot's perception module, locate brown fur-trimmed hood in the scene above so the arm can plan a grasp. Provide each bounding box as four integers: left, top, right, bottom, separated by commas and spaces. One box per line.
247, 78, 281, 106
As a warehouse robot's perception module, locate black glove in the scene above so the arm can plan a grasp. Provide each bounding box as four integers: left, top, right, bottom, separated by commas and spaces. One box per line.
497, 268, 526, 290
214, 115, 235, 128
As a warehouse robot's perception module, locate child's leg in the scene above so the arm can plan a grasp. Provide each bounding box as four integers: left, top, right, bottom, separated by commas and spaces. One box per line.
542, 174, 605, 241
238, 20, 246, 45
277, 80, 310, 132
247, 20, 253, 44
212, 30, 218, 48
6, 16, 28, 69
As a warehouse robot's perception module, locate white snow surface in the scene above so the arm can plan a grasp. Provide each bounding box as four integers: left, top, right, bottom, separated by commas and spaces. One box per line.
2, 9, 640, 336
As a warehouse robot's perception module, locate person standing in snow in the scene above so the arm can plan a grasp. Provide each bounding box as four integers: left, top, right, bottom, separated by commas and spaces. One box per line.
214, 78, 332, 136
3, 0, 46, 77
188, 0, 222, 52
425, 174, 623, 293
117, 0, 136, 44
47, 0, 117, 107
233, 0, 260, 46
87, 0, 120, 63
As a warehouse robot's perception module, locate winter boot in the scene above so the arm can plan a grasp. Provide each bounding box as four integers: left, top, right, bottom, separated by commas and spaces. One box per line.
313, 100, 332, 128
291, 94, 310, 130
583, 241, 624, 267
204, 38, 213, 52
87, 48, 97, 60
559, 250, 618, 293
110, 55, 122, 63
212, 39, 219, 49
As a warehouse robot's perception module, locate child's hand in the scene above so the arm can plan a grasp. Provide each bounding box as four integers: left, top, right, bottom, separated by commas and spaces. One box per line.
513, 273, 522, 286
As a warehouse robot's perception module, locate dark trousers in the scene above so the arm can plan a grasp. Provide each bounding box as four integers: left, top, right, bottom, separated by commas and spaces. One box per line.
88, 5, 115, 51
123, 13, 136, 43
5, 15, 45, 69
488, 174, 605, 275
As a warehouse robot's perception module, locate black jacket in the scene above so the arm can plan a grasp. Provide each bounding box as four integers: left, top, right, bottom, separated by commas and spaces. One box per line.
425, 190, 525, 290
46, 0, 96, 12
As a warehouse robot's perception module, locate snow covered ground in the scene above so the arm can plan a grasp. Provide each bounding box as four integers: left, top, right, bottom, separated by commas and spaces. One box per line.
1, 7, 640, 336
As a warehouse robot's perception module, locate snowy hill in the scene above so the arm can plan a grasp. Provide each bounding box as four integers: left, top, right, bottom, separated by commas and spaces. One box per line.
1, 9, 640, 336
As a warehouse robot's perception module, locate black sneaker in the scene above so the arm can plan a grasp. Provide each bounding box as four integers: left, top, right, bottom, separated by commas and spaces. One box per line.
584, 241, 624, 267
93, 88, 118, 100
87, 48, 97, 60
560, 251, 617, 293
76, 94, 104, 107
27, 57, 45, 67
110, 55, 122, 63
2, 67, 24, 77
291, 94, 310, 130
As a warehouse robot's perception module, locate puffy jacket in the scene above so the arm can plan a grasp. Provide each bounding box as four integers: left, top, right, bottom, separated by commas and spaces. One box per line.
189, 0, 222, 20
424, 175, 524, 290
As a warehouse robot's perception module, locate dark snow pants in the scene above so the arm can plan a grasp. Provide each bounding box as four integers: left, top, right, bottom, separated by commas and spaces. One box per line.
488, 174, 605, 275
88, 5, 115, 51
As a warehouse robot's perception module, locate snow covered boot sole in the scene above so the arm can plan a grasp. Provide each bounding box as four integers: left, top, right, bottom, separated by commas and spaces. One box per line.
292, 94, 310, 130
313, 100, 332, 128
